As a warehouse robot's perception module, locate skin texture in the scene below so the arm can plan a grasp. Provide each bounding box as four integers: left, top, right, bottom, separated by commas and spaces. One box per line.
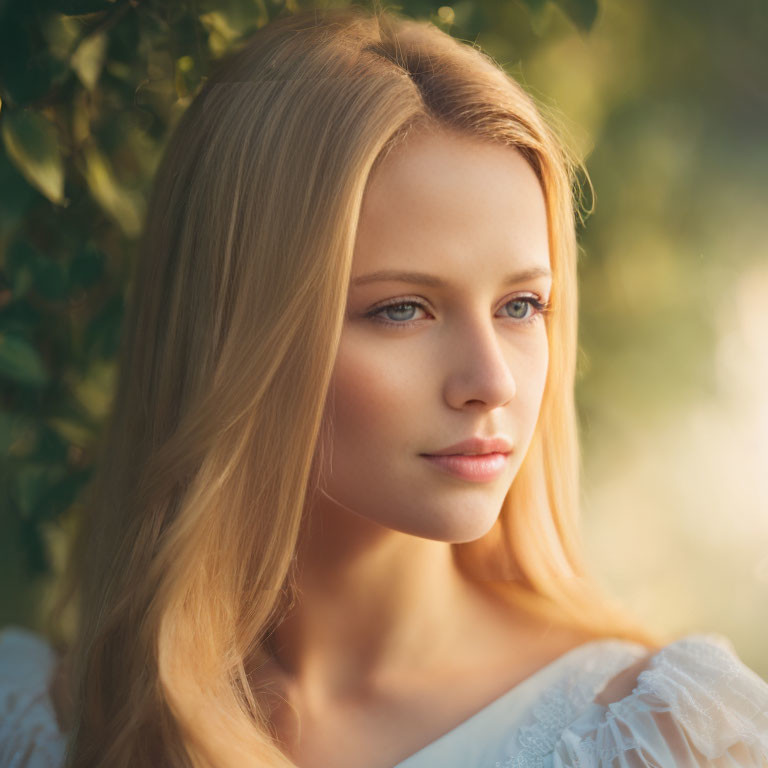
260, 129, 577, 751
323, 130, 551, 547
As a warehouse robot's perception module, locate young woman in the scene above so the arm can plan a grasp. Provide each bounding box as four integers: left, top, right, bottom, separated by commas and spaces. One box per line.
1, 5, 766, 767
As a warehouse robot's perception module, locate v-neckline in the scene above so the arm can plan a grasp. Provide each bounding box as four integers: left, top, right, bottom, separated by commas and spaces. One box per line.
391, 637, 609, 767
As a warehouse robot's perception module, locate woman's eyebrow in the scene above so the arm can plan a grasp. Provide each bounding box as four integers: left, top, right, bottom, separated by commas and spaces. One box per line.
350, 266, 552, 288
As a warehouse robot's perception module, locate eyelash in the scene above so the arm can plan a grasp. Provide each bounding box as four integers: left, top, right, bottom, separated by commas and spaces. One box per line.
364, 295, 552, 330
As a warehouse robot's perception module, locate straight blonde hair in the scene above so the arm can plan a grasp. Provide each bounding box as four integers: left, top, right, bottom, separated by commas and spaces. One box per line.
50, 5, 667, 766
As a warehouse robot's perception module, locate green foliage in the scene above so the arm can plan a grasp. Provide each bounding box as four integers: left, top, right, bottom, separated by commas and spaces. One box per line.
1, 109, 65, 204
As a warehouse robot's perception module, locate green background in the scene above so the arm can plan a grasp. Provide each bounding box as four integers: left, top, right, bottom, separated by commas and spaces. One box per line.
1, 0, 766, 675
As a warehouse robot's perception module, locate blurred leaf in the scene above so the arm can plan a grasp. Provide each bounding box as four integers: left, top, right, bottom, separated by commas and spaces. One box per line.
105, 7, 139, 65
0, 332, 48, 387
13, 463, 66, 518
19, 517, 48, 576
71, 359, 115, 419
198, 0, 269, 47
104, 59, 132, 80
521, 0, 548, 12
555, 0, 599, 30
84, 292, 123, 358
12, 271, 35, 299
34, 467, 91, 522
0, 295, 41, 341
5, 239, 40, 299
3, 238, 71, 306
147, 49, 174, 81
32, 423, 70, 464
55, 0, 119, 14
1, 109, 66, 205
0, 411, 15, 452
82, 144, 144, 235
0, 411, 36, 454
174, 54, 199, 98
69, 244, 105, 289
47, 415, 93, 448
71, 88, 92, 145
34, 257, 70, 302
0, 14, 71, 105
199, 11, 241, 58
41, 13, 82, 60
0, 149, 36, 241
71, 30, 108, 90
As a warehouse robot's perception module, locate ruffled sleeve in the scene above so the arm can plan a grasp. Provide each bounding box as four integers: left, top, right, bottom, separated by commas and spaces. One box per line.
553, 633, 768, 767
0, 625, 67, 768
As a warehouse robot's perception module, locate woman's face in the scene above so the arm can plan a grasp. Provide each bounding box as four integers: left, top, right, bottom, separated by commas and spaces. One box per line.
317, 129, 552, 543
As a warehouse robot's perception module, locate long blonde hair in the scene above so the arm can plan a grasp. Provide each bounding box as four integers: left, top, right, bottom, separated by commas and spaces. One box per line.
50, 5, 667, 766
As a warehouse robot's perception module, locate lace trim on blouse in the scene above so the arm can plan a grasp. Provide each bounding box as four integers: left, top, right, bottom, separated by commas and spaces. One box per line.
496, 640, 649, 768
498, 634, 768, 768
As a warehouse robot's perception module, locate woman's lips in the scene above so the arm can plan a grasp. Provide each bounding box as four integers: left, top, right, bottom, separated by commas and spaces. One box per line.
420, 452, 509, 482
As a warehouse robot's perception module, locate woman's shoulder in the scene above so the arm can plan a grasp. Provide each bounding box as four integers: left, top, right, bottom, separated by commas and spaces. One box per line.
537, 632, 768, 767
0, 624, 68, 768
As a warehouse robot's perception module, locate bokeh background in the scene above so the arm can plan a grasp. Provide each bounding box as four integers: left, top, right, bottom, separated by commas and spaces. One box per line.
1, 0, 766, 676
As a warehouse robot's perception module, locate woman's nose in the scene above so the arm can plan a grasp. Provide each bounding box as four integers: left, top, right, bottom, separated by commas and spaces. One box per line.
441, 320, 518, 410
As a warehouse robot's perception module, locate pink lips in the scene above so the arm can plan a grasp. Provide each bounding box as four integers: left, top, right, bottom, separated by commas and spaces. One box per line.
425, 435, 513, 456
420, 436, 513, 482
421, 452, 509, 482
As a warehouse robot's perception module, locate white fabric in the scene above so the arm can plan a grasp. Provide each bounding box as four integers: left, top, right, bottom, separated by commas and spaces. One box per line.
1, 625, 766, 767
0, 627, 67, 768
551, 635, 768, 767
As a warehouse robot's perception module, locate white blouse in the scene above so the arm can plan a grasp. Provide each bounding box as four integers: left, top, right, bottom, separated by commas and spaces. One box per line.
1, 625, 767, 767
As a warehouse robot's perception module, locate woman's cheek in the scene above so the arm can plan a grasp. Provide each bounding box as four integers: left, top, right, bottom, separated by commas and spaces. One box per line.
329, 339, 425, 445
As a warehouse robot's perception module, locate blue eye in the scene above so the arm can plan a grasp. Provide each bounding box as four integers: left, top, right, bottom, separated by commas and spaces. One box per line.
365, 296, 551, 329
374, 302, 422, 323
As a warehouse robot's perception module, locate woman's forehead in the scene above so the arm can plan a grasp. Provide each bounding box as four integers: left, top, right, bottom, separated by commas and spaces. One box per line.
353, 132, 551, 286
